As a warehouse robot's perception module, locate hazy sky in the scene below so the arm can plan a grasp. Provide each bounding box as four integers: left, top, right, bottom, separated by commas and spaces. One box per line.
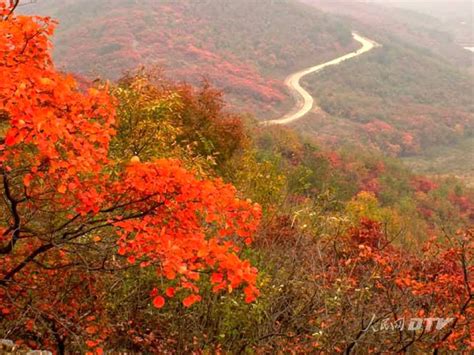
371, 0, 473, 21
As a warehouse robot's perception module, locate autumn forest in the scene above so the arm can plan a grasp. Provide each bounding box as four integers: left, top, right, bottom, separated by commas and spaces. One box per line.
0, 0, 473, 353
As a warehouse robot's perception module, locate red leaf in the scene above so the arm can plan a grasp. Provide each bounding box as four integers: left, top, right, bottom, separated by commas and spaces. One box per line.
183, 294, 201, 307
211, 272, 223, 284
165, 287, 175, 297
85, 325, 98, 335
152, 296, 165, 308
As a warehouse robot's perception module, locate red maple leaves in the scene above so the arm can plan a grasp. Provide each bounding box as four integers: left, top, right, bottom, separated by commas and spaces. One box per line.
0, 4, 261, 350
112, 161, 261, 307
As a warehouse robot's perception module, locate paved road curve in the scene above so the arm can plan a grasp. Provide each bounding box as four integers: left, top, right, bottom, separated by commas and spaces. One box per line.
261, 32, 379, 125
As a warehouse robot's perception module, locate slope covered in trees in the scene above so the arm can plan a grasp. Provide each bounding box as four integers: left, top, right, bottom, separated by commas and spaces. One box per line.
1, 5, 473, 352
303, 41, 473, 155
23, 0, 353, 117
297, 0, 474, 181
303, 0, 473, 68
25, 0, 473, 174
25, 0, 474, 181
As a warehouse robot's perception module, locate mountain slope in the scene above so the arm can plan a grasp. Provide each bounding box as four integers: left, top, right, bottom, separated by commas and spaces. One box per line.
23, 0, 473, 178
302, 0, 473, 68
24, 0, 353, 117
303, 41, 473, 154
294, 0, 474, 180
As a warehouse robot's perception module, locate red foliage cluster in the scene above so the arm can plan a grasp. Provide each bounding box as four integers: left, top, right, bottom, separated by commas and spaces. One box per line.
41, 0, 287, 115
361, 119, 422, 156
257, 218, 473, 352
363, 119, 395, 134
320, 219, 473, 351
449, 194, 474, 220
0, 6, 260, 351
411, 176, 439, 194
324, 151, 343, 169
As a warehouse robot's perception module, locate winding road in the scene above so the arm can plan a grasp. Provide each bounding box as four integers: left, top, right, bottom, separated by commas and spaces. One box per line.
261, 32, 379, 125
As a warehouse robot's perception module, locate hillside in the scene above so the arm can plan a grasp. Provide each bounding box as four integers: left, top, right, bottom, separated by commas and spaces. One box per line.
24, 0, 354, 117
26, 0, 474, 175
293, 0, 474, 181
303, 0, 473, 67
302, 40, 473, 155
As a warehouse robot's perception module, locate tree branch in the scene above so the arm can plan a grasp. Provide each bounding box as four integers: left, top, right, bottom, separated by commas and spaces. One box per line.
0, 171, 22, 254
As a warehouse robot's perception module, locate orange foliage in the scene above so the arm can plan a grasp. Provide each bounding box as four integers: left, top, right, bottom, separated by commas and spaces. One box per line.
0, 5, 260, 350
